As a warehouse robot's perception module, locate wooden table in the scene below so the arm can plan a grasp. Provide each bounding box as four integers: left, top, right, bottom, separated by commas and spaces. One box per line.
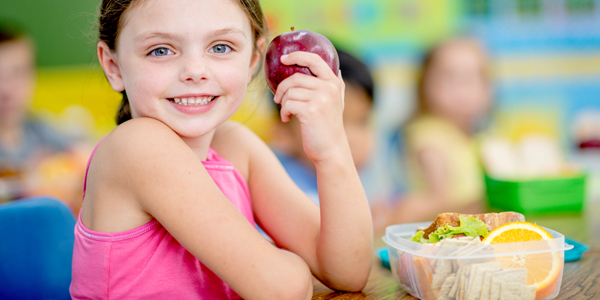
312, 200, 600, 299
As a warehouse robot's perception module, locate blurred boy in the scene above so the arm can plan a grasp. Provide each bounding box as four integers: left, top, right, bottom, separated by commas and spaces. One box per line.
270, 49, 375, 204
0, 24, 70, 201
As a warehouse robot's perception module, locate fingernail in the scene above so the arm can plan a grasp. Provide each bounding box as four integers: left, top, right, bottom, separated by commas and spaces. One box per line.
281, 54, 288, 61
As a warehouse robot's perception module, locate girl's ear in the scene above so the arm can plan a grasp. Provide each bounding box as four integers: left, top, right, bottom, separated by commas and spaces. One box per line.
98, 41, 125, 92
248, 37, 267, 84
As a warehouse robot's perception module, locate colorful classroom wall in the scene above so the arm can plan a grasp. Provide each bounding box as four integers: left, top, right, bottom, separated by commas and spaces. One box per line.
2, 0, 600, 150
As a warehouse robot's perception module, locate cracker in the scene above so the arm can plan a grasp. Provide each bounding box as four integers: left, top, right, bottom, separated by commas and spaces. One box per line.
459, 266, 470, 300
449, 266, 464, 298
437, 239, 471, 272
465, 262, 500, 299
490, 268, 528, 300
467, 266, 500, 300
432, 260, 453, 290
499, 282, 536, 300
489, 280, 500, 300
455, 244, 494, 268
494, 268, 527, 285
438, 274, 457, 300
479, 269, 499, 300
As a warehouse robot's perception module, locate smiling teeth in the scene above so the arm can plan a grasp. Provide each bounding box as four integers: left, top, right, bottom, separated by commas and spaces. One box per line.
173, 96, 215, 106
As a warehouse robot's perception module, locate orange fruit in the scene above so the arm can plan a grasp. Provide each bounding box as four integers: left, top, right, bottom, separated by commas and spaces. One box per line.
482, 222, 562, 299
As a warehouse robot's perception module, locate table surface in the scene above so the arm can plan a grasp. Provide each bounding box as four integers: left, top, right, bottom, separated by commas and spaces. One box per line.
312, 200, 600, 300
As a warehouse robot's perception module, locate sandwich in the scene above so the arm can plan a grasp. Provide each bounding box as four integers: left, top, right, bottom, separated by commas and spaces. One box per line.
410, 212, 525, 244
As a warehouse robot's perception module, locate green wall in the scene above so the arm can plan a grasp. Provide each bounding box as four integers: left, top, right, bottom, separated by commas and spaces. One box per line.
0, 0, 99, 67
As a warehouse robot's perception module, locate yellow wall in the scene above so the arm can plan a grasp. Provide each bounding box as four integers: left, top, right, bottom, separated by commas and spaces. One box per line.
31, 66, 275, 142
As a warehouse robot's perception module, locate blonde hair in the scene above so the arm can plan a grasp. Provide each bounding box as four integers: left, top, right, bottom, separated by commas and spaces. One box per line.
415, 38, 489, 116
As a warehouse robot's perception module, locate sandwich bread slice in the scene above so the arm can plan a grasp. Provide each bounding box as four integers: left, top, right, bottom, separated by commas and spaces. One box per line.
422, 212, 525, 239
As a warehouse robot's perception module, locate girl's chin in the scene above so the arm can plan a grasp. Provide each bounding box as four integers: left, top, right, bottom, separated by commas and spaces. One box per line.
166, 121, 219, 138
172, 128, 214, 138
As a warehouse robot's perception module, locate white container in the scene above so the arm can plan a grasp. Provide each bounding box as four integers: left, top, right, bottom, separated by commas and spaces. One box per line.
383, 222, 573, 300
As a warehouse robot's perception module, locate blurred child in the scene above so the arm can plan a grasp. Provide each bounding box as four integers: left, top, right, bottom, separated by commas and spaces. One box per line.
373, 37, 491, 232
70, 0, 372, 298
0, 24, 70, 201
270, 49, 375, 204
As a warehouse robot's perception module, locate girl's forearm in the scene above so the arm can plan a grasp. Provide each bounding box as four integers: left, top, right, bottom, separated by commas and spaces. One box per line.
313, 146, 373, 291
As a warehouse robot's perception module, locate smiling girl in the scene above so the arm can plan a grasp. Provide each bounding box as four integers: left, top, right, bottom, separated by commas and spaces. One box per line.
69, 0, 372, 299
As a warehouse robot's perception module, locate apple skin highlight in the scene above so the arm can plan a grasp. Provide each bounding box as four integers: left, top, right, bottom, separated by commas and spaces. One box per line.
264, 28, 340, 94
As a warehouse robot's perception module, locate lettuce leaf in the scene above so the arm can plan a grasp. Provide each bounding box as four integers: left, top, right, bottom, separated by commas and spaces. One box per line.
409, 216, 489, 244
409, 230, 429, 243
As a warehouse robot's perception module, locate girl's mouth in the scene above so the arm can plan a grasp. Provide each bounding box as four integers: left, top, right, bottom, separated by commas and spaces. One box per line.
168, 96, 217, 106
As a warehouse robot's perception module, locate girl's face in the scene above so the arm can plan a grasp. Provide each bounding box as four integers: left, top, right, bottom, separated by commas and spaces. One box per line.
424, 41, 491, 126
101, 0, 261, 138
0, 39, 35, 127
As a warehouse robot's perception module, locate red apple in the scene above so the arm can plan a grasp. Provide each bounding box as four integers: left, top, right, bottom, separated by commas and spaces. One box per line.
264, 27, 339, 94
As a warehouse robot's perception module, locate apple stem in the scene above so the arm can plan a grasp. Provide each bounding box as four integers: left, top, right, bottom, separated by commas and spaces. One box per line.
291, 26, 295, 31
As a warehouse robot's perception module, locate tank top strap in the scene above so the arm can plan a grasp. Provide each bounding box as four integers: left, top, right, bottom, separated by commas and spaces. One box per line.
206, 146, 228, 163
82, 136, 107, 200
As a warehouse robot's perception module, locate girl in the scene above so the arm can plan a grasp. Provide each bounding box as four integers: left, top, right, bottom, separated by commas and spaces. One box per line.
70, 0, 372, 299
372, 37, 491, 232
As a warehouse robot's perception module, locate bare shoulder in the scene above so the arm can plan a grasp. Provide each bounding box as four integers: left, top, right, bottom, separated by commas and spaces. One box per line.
105, 117, 184, 152
83, 118, 192, 231
93, 118, 191, 185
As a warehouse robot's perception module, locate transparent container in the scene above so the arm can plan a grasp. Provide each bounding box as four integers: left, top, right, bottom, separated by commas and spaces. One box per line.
383, 222, 573, 300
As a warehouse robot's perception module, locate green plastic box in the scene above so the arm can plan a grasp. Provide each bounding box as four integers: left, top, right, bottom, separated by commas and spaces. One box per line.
484, 173, 586, 213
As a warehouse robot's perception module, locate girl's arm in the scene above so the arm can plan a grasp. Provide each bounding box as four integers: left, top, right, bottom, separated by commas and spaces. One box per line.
410, 147, 483, 216
101, 118, 313, 300
372, 147, 483, 232
242, 51, 373, 291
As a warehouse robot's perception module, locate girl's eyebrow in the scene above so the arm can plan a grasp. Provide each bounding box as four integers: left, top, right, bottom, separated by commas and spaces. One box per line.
134, 28, 246, 44
134, 32, 183, 43
205, 28, 247, 40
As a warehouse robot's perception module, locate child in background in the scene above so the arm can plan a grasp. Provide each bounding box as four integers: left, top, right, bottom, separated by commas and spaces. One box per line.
0, 24, 70, 201
70, 0, 372, 299
270, 49, 375, 204
373, 37, 491, 232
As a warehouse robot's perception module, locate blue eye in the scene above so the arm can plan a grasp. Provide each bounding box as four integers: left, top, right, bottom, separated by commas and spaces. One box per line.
150, 47, 174, 56
210, 44, 231, 54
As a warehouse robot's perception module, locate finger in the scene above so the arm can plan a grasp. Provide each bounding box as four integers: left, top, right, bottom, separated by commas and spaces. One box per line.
338, 70, 345, 110
273, 72, 321, 104
279, 98, 307, 123
281, 51, 338, 79
280, 87, 313, 104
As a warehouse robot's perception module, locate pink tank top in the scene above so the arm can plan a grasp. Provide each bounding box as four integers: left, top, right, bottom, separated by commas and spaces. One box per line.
70, 141, 254, 299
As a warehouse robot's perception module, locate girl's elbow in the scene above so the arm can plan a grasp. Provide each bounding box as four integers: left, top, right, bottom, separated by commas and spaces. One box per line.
267, 258, 312, 300
278, 276, 312, 300
323, 260, 371, 292
343, 273, 370, 292
326, 274, 369, 293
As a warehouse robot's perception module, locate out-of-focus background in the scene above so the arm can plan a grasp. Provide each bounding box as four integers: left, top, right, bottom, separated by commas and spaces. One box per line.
1, 0, 600, 215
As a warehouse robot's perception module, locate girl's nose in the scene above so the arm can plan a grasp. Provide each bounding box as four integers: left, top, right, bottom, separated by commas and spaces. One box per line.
180, 54, 209, 83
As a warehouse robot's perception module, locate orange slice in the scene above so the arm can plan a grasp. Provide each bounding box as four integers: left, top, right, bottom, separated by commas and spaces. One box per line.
482, 222, 562, 299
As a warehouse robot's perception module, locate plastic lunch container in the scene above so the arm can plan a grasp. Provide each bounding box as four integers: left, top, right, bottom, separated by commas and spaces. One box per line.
383, 222, 573, 300
484, 173, 586, 213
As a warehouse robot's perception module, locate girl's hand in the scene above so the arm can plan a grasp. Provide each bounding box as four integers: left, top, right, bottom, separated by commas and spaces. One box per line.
273, 52, 347, 164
